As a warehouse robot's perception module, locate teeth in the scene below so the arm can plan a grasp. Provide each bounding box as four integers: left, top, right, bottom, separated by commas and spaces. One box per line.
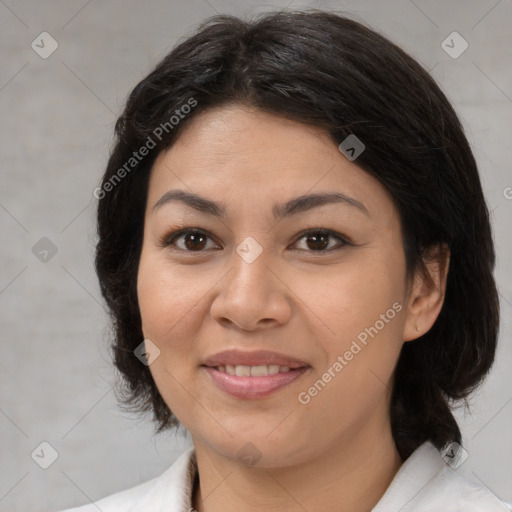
250, 365, 268, 377
216, 364, 293, 376
268, 365, 280, 375
235, 365, 251, 377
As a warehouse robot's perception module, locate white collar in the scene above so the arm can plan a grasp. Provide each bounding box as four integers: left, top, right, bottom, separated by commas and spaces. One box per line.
79, 441, 510, 511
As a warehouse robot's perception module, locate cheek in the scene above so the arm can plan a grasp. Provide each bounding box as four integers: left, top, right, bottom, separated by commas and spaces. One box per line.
136, 252, 208, 425
295, 291, 404, 443
295, 255, 403, 345
137, 251, 208, 343
296, 253, 405, 398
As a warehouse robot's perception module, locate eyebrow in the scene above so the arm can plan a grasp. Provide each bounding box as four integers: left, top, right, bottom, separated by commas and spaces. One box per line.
152, 189, 370, 219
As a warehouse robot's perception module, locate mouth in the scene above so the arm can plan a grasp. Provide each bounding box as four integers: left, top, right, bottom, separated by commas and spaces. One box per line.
208, 364, 299, 376
201, 350, 311, 399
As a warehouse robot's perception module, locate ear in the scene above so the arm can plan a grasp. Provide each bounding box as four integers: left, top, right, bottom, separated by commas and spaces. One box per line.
402, 242, 450, 342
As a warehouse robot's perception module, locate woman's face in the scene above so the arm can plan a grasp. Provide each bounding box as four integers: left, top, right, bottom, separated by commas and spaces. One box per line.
137, 104, 418, 467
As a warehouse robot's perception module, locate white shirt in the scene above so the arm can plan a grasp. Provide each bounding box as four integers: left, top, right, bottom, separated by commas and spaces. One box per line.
59, 441, 510, 511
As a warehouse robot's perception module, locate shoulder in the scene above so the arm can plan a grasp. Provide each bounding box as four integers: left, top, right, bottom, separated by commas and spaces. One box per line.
57, 446, 196, 512
425, 466, 511, 511
373, 442, 511, 512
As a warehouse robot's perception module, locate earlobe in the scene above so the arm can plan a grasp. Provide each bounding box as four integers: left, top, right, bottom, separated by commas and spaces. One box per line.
402, 243, 450, 342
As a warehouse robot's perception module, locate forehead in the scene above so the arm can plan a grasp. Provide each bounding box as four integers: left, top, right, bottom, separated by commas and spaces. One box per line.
146, 104, 398, 225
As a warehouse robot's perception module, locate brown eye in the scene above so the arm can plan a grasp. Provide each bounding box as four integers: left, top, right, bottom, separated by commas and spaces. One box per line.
163, 229, 219, 252
305, 232, 330, 251
294, 229, 348, 252
182, 232, 208, 251
161, 228, 348, 254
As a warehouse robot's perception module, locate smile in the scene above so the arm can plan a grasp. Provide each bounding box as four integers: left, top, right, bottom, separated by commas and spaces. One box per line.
203, 365, 309, 399
215, 364, 292, 376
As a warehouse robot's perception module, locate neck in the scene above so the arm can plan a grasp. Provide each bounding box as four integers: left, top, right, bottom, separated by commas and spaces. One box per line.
191, 421, 402, 512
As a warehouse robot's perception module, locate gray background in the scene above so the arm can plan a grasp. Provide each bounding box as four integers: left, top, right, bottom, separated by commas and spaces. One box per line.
0, 0, 511, 510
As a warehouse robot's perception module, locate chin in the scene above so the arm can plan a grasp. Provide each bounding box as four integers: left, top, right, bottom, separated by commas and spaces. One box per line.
190, 415, 316, 468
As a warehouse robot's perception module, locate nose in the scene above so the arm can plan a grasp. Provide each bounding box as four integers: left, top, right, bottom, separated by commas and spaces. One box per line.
210, 243, 292, 332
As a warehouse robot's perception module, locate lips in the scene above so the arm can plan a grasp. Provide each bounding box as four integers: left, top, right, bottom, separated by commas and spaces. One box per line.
216, 364, 292, 376
201, 349, 310, 399
202, 349, 308, 369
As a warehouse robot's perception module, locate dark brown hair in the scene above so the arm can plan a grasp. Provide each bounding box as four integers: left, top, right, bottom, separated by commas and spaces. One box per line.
94, 10, 499, 460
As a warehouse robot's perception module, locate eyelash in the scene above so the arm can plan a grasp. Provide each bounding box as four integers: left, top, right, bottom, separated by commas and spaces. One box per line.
159, 228, 351, 254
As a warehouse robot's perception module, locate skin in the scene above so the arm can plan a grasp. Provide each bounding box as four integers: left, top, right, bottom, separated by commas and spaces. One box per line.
137, 104, 449, 512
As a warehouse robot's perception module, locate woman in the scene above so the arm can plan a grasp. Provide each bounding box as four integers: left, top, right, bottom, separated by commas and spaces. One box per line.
61, 9, 509, 512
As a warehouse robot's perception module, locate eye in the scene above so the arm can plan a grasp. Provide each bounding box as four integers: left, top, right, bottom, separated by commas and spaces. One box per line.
160, 227, 350, 253
292, 229, 350, 252
161, 229, 220, 252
